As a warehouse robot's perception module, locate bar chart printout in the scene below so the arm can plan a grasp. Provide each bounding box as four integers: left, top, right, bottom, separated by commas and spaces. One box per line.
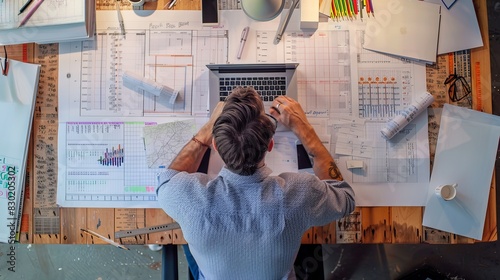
58, 122, 161, 208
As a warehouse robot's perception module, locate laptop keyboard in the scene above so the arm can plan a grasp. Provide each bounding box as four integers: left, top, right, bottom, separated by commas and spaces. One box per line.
219, 76, 287, 102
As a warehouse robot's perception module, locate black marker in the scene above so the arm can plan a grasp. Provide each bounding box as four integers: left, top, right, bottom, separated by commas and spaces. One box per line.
18, 0, 33, 15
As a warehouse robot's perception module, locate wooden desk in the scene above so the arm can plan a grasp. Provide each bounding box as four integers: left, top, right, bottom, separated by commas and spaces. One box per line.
10, 0, 495, 246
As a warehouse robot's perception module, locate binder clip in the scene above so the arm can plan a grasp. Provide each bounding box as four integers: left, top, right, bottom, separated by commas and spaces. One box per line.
1, 46, 9, 76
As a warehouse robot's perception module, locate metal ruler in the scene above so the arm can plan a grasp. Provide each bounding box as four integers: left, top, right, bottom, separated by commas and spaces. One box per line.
114, 208, 146, 244
115, 222, 180, 239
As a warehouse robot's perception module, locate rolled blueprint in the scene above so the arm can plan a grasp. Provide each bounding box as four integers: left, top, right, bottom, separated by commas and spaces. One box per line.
381, 92, 434, 140
122, 71, 179, 105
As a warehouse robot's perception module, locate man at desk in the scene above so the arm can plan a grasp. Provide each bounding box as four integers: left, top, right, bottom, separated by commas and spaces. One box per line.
156, 87, 355, 279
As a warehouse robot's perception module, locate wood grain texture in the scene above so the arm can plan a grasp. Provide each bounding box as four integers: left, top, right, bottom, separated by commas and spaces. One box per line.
391, 207, 422, 244
60, 208, 87, 244
361, 207, 391, 243
86, 208, 115, 245
145, 209, 174, 244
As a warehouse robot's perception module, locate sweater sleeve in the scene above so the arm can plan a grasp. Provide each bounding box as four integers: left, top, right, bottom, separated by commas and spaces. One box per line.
306, 178, 356, 226
156, 169, 184, 220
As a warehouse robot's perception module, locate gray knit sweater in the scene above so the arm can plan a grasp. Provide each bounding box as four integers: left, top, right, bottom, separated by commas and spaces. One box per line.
157, 166, 355, 280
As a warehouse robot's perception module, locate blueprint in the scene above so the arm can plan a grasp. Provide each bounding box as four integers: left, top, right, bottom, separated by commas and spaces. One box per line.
57, 10, 430, 207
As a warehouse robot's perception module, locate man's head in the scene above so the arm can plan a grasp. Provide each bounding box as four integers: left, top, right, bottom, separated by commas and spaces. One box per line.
212, 87, 276, 175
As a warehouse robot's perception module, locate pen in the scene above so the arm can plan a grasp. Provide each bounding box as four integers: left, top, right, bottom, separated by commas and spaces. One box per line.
18, 0, 44, 28
165, 0, 178, 10
81, 229, 129, 250
237, 26, 249, 60
116, 1, 126, 36
274, 0, 300, 45
18, 0, 33, 15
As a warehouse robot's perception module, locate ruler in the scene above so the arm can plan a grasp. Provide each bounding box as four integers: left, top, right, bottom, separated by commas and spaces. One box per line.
474, 61, 482, 111
115, 222, 180, 239
96, 0, 133, 10
33, 43, 61, 237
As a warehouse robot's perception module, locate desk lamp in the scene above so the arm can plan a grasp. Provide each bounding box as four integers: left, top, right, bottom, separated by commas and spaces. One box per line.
241, 0, 285, 21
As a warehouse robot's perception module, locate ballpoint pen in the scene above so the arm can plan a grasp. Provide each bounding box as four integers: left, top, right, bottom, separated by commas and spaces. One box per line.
18, 0, 33, 15
274, 0, 300, 45
115, 0, 126, 36
81, 228, 129, 250
18, 0, 45, 28
237, 26, 249, 59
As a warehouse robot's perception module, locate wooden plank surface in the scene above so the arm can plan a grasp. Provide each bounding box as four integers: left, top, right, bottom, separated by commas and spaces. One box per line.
13, 0, 495, 246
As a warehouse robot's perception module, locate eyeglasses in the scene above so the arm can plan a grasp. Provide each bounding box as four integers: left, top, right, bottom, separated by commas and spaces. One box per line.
444, 74, 471, 104
266, 113, 278, 131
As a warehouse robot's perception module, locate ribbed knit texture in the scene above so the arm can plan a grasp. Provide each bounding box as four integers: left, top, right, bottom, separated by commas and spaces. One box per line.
157, 166, 355, 280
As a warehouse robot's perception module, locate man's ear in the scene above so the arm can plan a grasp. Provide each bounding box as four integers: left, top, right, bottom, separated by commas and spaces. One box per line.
268, 138, 274, 152
212, 137, 218, 152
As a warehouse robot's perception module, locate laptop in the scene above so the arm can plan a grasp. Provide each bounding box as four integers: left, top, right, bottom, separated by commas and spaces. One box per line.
206, 63, 299, 114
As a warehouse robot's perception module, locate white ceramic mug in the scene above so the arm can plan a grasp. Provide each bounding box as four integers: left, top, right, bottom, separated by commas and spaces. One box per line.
435, 184, 458, 201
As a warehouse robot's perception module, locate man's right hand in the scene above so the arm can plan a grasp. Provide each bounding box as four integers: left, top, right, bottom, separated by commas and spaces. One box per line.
270, 96, 344, 181
270, 96, 311, 134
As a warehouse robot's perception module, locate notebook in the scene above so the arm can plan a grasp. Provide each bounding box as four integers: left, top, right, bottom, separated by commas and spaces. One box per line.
0, 0, 95, 45
206, 63, 299, 114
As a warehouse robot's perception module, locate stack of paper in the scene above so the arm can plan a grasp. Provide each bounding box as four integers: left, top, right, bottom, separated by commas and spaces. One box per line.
362, 0, 483, 63
362, 0, 441, 64
425, 0, 483, 55
0, 0, 95, 45
0, 57, 40, 243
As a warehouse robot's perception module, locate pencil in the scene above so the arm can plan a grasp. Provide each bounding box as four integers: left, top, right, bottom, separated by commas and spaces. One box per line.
18, 0, 45, 28
81, 229, 129, 250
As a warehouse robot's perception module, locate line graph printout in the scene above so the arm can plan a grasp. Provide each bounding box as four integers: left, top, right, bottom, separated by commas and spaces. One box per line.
283, 30, 352, 117
57, 122, 163, 208
59, 11, 228, 122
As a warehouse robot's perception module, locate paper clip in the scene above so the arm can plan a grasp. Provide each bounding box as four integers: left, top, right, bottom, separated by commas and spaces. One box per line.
1, 46, 9, 76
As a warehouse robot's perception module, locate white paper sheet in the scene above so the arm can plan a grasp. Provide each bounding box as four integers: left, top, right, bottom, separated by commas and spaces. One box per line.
362, 0, 441, 63
423, 104, 500, 240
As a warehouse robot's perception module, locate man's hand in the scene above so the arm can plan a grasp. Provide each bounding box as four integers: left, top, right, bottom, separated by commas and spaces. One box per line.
168, 101, 224, 173
270, 96, 343, 181
270, 96, 310, 133
196, 101, 225, 146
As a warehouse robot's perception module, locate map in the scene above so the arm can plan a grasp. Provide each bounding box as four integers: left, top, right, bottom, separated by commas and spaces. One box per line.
143, 120, 197, 168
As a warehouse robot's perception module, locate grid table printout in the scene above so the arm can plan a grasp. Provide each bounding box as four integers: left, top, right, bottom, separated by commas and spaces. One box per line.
255, 25, 430, 206
284, 30, 352, 117
59, 11, 228, 121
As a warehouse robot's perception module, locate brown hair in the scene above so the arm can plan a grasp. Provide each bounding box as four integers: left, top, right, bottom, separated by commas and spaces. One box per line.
213, 87, 275, 175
